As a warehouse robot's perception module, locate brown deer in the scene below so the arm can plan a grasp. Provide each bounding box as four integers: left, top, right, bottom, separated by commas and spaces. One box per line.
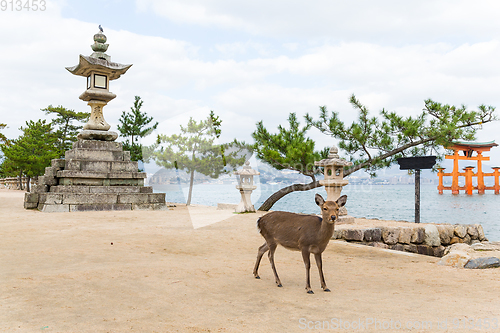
253, 193, 347, 294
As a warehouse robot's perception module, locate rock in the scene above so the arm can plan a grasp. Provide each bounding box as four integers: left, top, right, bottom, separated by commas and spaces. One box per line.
363, 228, 382, 242
332, 229, 345, 240
436, 225, 454, 245
345, 229, 364, 241
471, 242, 499, 251
417, 245, 434, 256
382, 227, 400, 245
433, 246, 446, 257
463, 234, 471, 245
449, 236, 463, 245
438, 251, 472, 268
398, 227, 413, 244
454, 225, 467, 238
464, 257, 500, 269
444, 243, 472, 256
467, 225, 479, 240
403, 244, 418, 253
390, 244, 405, 252
371, 242, 389, 249
476, 224, 487, 241
411, 228, 425, 244
424, 225, 441, 247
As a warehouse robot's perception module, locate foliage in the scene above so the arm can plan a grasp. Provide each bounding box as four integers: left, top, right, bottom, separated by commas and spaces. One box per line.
0, 123, 7, 144
153, 111, 249, 205
252, 113, 327, 182
117, 96, 158, 162
1, 120, 59, 189
42, 105, 89, 157
305, 94, 497, 177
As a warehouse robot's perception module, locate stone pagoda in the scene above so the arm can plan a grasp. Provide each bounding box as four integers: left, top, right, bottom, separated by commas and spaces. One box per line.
24, 27, 166, 212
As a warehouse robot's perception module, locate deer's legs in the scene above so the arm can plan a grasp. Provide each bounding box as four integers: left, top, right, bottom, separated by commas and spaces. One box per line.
253, 242, 269, 279
302, 249, 313, 294
314, 253, 330, 292
268, 243, 282, 287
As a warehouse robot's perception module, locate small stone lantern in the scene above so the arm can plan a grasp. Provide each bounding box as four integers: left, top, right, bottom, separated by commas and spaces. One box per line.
315, 145, 353, 222
234, 161, 260, 213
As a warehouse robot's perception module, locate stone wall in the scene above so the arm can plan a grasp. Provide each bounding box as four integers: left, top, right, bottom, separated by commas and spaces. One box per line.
333, 223, 487, 257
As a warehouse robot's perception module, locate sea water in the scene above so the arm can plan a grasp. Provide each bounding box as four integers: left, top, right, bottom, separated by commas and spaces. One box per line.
153, 183, 500, 241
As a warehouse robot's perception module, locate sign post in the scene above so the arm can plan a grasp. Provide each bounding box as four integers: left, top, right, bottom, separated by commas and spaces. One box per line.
396, 156, 436, 223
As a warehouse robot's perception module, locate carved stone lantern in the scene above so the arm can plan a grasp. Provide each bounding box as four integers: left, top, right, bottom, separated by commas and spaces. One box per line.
65, 28, 132, 141
234, 161, 260, 213
315, 145, 353, 222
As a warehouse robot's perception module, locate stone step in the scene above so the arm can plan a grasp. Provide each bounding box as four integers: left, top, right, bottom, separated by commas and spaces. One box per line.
65, 159, 139, 173
58, 178, 145, 186
38, 192, 165, 205
57, 170, 146, 179
72, 140, 123, 151
50, 185, 154, 194
65, 148, 127, 162
38, 202, 168, 212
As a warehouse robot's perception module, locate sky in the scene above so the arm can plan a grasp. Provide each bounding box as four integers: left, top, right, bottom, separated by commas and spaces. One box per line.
1, 0, 500, 169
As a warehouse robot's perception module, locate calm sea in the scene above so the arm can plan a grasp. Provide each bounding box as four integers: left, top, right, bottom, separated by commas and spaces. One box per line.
153, 183, 500, 241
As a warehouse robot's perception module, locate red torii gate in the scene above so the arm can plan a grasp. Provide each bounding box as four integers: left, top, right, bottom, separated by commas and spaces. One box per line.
437, 141, 499, 195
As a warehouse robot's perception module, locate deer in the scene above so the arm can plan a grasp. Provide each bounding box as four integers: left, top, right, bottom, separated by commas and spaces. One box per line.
253, 193, 347, 294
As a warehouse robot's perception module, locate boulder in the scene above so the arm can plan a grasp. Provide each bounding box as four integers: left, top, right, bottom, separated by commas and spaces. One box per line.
403, 244, 418, 253
471, 242, 500, 251
398, 227, 413, 244
449, 236, 463, 245
444, 243, 472, 256
476, 224, 487, 241
390, 244, 405, 252
411, 228, 425, 244
345, 229, 364, 241
382, 227, 400, 245
332, 229, 345, 240
467, 225, 479, 240
424, 225, 441, 247
438, 251, 472, 268
433, 246, 446, 257
463, 234, 471, 245
364, 228, 382, 242
464, 257, 500, 269
454, 225, 467, 238
436, 225, 454, 245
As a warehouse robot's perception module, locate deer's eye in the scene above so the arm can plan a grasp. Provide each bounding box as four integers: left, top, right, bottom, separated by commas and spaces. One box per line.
323, 207, 327, 210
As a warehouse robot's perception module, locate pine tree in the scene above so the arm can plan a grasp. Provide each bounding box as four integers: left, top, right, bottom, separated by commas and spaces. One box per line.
1, 120, 59, 191
254, 96, 496, 210
42, 105, 89, 156
117, 96, 158, 163
154, 111, 248, 205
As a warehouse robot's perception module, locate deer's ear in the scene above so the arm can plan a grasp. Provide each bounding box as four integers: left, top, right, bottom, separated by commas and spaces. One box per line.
315, 193, 325, 207
336, 195, 347, 207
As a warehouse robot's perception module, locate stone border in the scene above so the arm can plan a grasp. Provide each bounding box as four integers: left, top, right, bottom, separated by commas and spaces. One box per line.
333, 223, 487, 257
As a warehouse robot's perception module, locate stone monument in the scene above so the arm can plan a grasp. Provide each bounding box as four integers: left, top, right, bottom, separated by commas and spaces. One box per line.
315, 145, 354, 223
24, 27, 166, 212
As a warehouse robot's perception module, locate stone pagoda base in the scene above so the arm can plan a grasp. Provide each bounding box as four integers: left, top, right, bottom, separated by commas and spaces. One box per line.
24, 140, 167, 212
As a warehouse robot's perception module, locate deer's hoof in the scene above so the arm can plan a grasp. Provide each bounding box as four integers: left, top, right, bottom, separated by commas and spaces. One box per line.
277, 284, 282, 287
307, 290, 314, 294
324, 288, 331, 292
254, 275, 260, 279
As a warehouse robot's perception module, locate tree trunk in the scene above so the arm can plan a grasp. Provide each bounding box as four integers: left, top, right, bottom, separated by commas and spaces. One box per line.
186, 169, 195, 205
26, 175, 30, 192
18, 169, 23, 191
258, 180, 322, 211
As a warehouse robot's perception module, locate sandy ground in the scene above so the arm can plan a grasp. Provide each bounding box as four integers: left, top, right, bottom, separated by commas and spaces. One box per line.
1, 189, 500, 333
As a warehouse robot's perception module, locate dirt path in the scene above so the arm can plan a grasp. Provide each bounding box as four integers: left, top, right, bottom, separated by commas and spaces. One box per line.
1, 189, 499, 332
